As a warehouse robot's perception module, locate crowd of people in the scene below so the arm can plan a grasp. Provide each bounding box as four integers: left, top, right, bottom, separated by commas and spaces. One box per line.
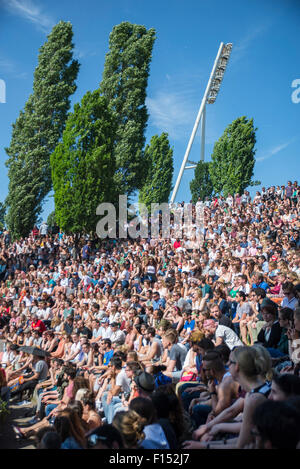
0, 180, 300, 450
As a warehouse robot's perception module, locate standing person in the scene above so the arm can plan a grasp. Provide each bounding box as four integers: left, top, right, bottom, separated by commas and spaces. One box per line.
39, 222, 49, 238
82, 241, 91, 263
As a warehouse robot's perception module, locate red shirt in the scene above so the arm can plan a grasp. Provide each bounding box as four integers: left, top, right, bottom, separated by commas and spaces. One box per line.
174, 241, 181, 249
31, 319, 46, 333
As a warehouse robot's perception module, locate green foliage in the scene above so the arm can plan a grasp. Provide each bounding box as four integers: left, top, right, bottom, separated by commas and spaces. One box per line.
0, 398, 10, 423
5, 21, 79, 239
47, 211, 57, 228
0, 202, 6, 226
139, 133, 173, 211
100, 22, 156, 197
190, 161, 214, 203
51, 89, 116, 234
209, 116, 258, 197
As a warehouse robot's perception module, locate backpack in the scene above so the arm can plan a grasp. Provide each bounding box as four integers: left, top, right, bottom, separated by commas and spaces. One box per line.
154, 371, 172, 388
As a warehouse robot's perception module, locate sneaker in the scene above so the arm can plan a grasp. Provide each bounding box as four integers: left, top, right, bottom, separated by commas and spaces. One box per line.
16, 400, 31, 406
27, 416, 39, 425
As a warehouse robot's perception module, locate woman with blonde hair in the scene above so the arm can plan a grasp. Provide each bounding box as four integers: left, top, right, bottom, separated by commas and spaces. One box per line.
112, 410, 146, 449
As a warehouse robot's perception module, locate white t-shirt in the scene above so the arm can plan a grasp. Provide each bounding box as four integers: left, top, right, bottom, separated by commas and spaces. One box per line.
110, 329, 125, 345
116, 368, 131, 394
70, 341, 81, 359
215, 325, 243, 350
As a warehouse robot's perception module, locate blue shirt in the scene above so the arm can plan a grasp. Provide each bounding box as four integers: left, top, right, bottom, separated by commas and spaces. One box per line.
152, 298, 166, 310
183, 319, 195, 332
82, 244, 90, 259
61, 437, 83, 449
252, 281, 269, 291
103, 349, 114, 366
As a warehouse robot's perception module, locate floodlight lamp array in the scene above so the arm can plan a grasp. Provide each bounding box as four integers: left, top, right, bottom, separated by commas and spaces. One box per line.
207, 42, 232, 104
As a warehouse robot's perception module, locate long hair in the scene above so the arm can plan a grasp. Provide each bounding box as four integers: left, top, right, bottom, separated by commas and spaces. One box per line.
54, 408, 87, 448
152, 384, 185, 440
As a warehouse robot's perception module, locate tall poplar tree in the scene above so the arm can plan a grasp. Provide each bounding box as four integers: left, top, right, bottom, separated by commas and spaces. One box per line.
100, 22, 156, 198
51, 90, 116, 234
209, 116, 259, 197
139, 133, 173, 211
190, 161, 214, 203
5, 21, 79, 238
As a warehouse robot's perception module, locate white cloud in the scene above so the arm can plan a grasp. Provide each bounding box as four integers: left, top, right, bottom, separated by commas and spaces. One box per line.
146, 90, 196, 140
74, 47, 98, 60
256, 139, 296, 162
0, 58, 15, 73
146, 86, 220, 146
3, 0, 54, 33
231, 23, 272, 65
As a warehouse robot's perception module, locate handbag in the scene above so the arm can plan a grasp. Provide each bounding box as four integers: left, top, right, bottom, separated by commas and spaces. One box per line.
180, 371, 198, 382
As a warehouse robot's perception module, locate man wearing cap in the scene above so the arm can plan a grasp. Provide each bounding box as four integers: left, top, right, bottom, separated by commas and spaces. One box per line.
70, 272, 80, 288
100, 318, 112, 340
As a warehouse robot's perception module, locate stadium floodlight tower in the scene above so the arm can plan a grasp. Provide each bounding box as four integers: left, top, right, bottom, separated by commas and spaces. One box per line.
170, 42, 232, 203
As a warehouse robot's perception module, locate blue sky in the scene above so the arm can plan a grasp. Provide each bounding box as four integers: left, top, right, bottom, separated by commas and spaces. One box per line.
0, 0, 299, 221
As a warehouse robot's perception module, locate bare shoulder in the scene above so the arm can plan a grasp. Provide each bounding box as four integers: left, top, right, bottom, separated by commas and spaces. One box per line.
244, 391, 267, 408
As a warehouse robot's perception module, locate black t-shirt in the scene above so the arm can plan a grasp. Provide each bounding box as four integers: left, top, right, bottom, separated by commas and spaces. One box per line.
77, 326, 92, 340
